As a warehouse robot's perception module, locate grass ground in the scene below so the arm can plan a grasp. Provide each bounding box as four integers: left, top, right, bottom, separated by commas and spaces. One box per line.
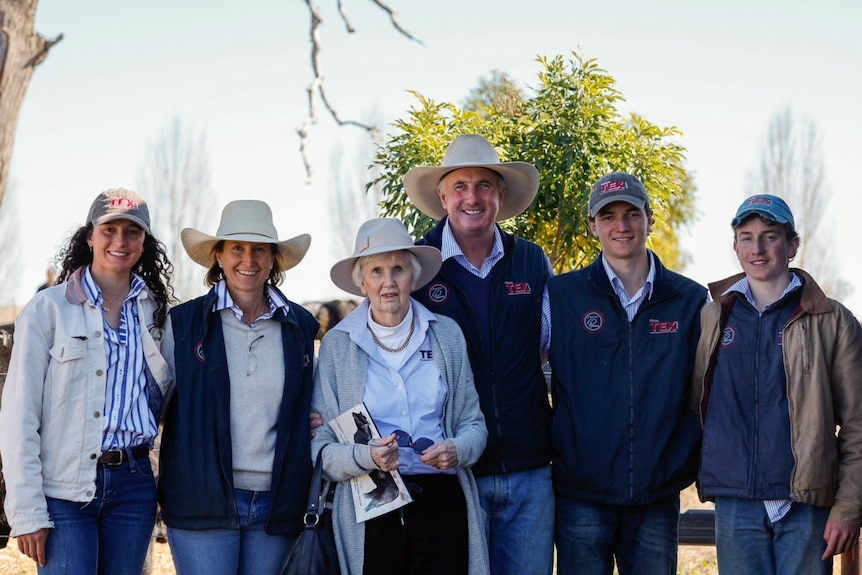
0, 485, 846, 574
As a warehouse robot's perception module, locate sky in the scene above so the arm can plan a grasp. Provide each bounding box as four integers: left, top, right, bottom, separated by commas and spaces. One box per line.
5, 0, 862, 313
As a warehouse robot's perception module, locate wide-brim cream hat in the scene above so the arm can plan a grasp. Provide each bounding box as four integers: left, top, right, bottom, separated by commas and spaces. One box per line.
181, 199, 311, 271
330, 218, 442, 297
403, 134, 540, 221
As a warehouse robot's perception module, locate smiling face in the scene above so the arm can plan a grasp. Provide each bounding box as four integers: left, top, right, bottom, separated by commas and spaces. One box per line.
87, 219, 145, 279
216, 240, 275, 299
589, 201, 653, 265
359, 251, 416, 327
733, 216, 798, 286
437, 167, 504, 238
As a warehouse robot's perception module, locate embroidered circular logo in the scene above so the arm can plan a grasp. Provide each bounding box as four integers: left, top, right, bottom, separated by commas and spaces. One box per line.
721, 326, 735, 347
194, 341, 206, 363
582, 310, 605, 333
427, 282, 449, 305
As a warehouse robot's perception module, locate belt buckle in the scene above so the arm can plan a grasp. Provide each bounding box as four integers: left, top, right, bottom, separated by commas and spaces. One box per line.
108, 449, 124, 466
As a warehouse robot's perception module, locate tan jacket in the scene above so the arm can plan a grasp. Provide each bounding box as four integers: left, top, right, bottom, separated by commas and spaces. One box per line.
692, 269, 862, 526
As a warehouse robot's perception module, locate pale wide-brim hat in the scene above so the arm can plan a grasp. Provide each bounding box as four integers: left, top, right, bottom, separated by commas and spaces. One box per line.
403, 134, 540, 221
330, 218, 442, 297
181, 200, 311, 271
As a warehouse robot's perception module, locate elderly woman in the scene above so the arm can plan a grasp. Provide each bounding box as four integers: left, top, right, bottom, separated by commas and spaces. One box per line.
312, 217, 490, 574
0, 189, 173, 574
157, 200, 319, 575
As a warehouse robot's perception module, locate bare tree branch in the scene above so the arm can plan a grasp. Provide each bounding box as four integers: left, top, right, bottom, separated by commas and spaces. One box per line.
24, 32, 62, 68
336, 0, 355, 32
298, 0, 420, 179
368, 0, 423, 44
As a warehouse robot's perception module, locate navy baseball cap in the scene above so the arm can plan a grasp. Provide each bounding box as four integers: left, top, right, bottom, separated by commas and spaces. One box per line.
588, 172, 649, 218
731, 194, 795, 230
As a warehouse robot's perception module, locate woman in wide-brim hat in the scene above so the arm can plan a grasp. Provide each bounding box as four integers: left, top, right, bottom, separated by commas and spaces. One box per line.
311, 217, 490, 574
157, 200, 320, 575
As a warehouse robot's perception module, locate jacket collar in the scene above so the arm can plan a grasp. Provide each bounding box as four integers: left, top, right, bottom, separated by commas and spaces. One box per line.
708, 268, 832, 314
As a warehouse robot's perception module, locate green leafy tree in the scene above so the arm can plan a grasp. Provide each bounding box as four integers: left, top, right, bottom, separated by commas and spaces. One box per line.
373, 52, 696, 273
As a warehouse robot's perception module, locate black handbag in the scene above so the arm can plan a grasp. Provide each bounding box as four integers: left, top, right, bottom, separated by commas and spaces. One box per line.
282, 450, 340, 575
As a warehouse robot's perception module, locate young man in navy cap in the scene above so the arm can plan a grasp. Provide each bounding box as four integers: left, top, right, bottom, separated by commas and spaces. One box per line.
547, 172, 706, 575
692, 194, 862, 574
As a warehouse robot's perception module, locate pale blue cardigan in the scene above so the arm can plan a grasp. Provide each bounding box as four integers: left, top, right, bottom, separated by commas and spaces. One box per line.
311, 299, 490, 574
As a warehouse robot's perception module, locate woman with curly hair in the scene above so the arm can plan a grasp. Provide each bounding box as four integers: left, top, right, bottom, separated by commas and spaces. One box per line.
0, 188, 175, 574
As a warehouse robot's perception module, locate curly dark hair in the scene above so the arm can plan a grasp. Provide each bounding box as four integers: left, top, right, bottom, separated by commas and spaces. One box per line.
203, 241, 285, 287
56, 223, 176, 327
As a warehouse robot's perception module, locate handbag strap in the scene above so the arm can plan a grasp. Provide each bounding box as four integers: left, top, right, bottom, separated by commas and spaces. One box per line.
304, 449, 330, 526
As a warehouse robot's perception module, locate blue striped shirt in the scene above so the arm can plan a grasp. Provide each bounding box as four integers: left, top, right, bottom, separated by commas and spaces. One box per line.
211, 280, 290, 325
82, 267, 156, 450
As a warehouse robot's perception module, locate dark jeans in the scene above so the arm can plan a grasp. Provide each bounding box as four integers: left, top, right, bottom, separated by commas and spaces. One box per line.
555, 495, 680, 575
40, 452, 157, 575
363, 473, 467, 575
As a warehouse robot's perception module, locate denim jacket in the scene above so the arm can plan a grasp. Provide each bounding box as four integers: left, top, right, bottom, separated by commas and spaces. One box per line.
0, 268, 171, 536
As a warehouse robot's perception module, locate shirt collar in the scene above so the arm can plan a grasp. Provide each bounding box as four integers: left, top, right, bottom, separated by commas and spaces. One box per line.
601, 251, 656, 300
82, 266, 145, 307
723, 272, 802, 310
212, 279, 288, 324
440, 218, 504, 262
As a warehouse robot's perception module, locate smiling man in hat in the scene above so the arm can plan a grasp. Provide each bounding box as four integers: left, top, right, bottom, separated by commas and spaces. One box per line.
547, 172, 706, 575
692, 194, 862, 574
405, 134, 554, 575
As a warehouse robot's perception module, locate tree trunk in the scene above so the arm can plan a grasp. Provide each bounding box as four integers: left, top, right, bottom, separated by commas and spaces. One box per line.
0, 0, 59, 209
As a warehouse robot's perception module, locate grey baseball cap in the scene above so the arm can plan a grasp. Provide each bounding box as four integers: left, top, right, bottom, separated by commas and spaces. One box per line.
588, 172, 649, 218
87, 188, 151, 234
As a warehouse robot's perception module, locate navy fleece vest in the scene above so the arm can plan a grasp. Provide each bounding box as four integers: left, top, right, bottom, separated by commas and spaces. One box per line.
548, 254, 705, 505
413, 219, 552, 476
700, 289, 800, 501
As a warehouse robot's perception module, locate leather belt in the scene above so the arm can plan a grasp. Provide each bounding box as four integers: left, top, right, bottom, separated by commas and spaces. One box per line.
97, 444, 149, 466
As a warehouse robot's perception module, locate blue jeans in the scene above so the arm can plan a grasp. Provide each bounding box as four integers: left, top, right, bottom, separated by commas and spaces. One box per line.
39, 452, 157, 575
714, 497, 831, 575
167, 489, 297, 575
554, 495, 679, 575
475, 466, 554, 575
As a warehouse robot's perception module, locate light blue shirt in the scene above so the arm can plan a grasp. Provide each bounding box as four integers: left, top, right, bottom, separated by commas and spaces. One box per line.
83, 267, 156, 450
350, 300, 452, 475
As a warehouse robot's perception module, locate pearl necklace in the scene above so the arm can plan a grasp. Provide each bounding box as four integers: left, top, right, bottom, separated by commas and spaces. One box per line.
368, 319, 415, 353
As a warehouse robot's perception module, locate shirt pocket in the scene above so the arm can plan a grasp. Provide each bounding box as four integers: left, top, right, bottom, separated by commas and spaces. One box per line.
45, 339, 88, 408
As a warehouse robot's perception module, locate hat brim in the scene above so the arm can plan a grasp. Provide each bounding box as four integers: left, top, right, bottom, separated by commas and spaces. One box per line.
404, 162, 539, 221
329, 245, 442, 297
180, 228, 311, 271
93, 213, 151, 235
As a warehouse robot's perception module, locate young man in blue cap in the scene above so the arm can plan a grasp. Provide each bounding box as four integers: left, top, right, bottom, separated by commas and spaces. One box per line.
548, 172, 706, 574
692, 194, 862, 574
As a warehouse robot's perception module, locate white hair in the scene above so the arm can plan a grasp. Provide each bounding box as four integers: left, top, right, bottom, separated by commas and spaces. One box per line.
351, 250, 422, 290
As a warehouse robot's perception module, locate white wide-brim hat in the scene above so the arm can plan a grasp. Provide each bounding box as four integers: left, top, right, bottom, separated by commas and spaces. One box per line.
403, 134, 540, 221
330, 218, 442, 297
181, 199, 311, 271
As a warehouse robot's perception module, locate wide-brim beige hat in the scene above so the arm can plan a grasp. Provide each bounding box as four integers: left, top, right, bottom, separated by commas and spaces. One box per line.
403, 134, 540, 221
181, 199, 311, 271
330, 218, 442, 297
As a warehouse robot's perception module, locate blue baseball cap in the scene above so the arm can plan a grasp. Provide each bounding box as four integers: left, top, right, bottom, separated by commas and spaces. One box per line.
731, 194, 795, 230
